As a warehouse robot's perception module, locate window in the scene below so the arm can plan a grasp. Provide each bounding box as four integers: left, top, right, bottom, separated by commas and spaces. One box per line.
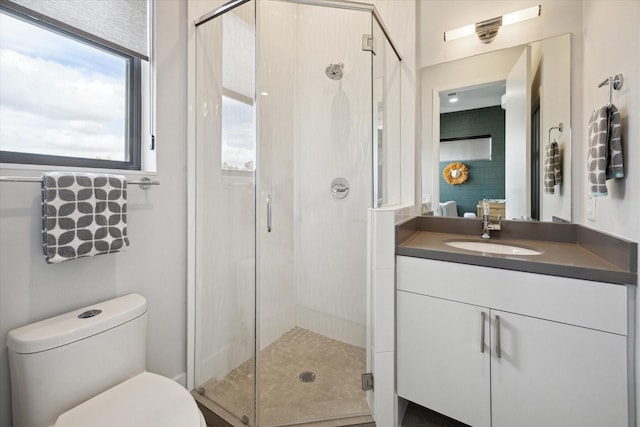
220, 10, 255, 173
440, 136, 493, 162
0, 1, 150, 170
221, 92, 255, 172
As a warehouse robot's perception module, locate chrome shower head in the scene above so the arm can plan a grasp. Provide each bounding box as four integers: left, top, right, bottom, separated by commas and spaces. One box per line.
325, 63, 344, 80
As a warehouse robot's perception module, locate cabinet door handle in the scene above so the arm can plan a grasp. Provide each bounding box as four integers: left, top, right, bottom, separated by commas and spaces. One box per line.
480, 311, 486, 353
495, 314, 502, 358
267, 195, 272, 233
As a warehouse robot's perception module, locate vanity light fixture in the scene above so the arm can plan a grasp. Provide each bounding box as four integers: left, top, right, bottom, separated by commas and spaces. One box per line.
444, 5, 541, 44
448, 92, 459, 103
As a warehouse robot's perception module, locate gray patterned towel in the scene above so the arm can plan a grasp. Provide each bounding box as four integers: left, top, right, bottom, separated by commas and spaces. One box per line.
606, 105, 623, 179
543, 141, 561, 194
588, 105, 624, 196
42, 172, 129, 264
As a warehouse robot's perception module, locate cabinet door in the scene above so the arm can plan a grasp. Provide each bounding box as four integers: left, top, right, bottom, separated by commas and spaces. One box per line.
397, 291, 491, 427
491, 310, 628, 427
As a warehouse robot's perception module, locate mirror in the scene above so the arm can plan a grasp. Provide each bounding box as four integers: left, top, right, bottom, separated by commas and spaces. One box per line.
421, 33, 571, 222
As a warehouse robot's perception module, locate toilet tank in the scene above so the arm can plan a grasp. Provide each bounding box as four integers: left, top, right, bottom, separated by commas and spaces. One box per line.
7, 294, 147, 427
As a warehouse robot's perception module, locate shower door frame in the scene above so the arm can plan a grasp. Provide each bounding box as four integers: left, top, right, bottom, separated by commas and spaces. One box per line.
187, 0, 402, 425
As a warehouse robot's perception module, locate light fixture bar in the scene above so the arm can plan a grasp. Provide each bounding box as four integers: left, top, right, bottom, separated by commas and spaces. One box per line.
502, 5, 541, 26
444, 5, 541, 43
475, 16, 502, 43
444, 24, 475, 42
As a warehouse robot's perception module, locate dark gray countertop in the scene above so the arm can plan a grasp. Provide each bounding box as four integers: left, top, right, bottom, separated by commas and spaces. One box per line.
396, 216, 637, 285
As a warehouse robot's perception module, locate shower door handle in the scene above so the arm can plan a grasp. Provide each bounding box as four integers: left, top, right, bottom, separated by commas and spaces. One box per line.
267, 195, 272, 233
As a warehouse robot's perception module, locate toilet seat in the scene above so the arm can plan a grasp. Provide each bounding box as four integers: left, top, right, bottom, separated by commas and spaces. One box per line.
55, 372, 205, 427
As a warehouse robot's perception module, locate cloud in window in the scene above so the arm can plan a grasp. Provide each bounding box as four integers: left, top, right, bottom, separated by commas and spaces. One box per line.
221, 96, 255, 170
0, 11, 127, 161
1, 49, 125, 122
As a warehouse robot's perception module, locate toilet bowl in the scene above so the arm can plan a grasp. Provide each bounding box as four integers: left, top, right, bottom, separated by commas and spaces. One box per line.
55, 372, 206, 427
7, 294, 205, 427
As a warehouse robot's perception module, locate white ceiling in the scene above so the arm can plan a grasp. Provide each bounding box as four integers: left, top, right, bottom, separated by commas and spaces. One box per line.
440, 81, 506, 113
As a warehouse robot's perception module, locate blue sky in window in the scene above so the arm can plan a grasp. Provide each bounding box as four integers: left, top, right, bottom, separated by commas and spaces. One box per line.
0, 11, 127, 160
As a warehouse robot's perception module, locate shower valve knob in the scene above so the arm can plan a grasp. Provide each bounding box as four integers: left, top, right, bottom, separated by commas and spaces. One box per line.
332, 185, 348, 193
330, 178, 350, 199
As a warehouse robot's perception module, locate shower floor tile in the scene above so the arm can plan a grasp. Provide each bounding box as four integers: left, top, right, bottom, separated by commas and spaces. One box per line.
200, 327, 370, 426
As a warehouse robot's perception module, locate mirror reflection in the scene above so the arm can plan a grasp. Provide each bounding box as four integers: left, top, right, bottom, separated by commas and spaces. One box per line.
422, 33, 571, 222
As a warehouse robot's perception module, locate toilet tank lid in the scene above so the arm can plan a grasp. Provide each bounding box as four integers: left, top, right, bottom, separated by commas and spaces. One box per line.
7, 294, 147, 354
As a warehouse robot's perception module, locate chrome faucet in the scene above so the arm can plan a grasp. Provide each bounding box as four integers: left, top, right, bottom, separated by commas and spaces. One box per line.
481, 198, 501, 239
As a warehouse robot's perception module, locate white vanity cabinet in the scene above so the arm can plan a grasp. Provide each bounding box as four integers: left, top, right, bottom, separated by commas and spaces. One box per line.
397, 255, 631, 427
397, 291, 491, 427
490, 309, 627, 427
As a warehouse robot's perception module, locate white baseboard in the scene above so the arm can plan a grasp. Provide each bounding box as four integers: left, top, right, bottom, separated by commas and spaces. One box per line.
172, 372, 187, 387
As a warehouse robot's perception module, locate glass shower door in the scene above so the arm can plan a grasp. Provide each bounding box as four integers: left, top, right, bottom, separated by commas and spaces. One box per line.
194, 1, 257, 424
255, 2, 372, 425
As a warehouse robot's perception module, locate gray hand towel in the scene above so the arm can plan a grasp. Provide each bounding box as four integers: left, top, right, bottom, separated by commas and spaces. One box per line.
605, 104, 623, 180
42, 172, 129, 264
543, 141, 561, 194
588, 105, 624, 196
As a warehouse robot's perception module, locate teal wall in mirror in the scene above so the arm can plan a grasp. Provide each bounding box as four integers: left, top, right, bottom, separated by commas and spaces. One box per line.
439, 106, 505, 216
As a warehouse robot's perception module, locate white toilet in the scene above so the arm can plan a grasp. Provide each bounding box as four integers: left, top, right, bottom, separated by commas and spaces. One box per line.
7, 293, 206, 427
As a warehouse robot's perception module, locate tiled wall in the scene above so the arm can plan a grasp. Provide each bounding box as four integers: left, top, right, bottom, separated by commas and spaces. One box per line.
368, 208, 397, 427
439, 106, 505, 216
293, 4, 371, 348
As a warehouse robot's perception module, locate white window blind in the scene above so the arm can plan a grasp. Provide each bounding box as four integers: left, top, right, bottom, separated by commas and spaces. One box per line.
4, 0, 149, 60
222, 10, 255, 99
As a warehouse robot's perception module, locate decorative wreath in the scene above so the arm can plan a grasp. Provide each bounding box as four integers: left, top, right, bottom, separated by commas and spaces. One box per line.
443, 162, 469, 185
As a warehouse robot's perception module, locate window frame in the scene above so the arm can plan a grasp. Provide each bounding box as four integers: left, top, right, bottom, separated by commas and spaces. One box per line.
0, 5, 144, 171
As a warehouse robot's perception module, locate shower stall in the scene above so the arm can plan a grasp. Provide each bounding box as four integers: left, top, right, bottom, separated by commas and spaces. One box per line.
191, 0, 401, 425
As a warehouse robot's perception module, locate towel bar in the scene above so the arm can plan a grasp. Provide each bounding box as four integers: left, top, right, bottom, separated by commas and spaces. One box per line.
598, 74, 623, 107
0, 175, 159, 189
548, 122, 563, 142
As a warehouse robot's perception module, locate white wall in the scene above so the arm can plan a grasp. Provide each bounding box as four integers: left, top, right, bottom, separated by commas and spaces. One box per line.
503, 46, 531, 220
539, 35, 571, 222
292, 4, 371, 347
374, 0, 417, 206
580, 1, 640, 248
0, 1, 188, 425
580, 2, 640, 423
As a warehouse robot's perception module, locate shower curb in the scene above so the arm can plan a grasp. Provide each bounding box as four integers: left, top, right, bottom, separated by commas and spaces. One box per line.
194, 392, 375, 427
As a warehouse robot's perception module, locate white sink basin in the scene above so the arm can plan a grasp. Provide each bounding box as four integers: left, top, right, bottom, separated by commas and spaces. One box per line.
444, 240, 543, 256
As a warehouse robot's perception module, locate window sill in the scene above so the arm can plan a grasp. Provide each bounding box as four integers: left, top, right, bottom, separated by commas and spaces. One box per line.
0, 163, 158, 178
